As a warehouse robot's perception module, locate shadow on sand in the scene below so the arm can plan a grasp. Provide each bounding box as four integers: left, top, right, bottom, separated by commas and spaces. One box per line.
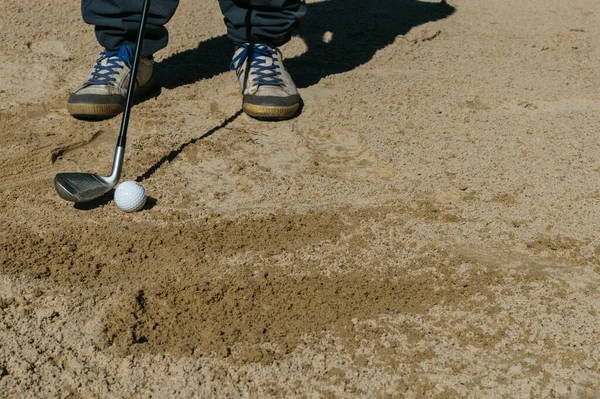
155, 0, 455, 89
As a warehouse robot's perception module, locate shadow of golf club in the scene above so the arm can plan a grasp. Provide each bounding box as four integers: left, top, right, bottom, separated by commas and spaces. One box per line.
68, 104, 241, 211
135, 109, 243, 183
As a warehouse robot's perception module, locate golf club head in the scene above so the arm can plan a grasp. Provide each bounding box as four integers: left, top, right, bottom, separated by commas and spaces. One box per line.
55, 146, 124, 203
55, 173, 116, 203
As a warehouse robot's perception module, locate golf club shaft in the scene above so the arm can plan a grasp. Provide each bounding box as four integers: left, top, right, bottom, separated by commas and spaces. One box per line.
117, 0, 152, 148
108, 0, 151, 181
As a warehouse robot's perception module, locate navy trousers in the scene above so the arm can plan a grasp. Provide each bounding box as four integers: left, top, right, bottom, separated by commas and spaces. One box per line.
81, 0, 306, 56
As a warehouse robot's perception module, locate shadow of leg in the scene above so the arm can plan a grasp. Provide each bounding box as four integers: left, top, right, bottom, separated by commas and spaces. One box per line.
154, 35, 232, 89
289, 0, 455, 88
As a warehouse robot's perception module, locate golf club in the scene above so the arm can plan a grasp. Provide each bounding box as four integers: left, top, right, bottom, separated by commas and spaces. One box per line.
54, 0, 151, 203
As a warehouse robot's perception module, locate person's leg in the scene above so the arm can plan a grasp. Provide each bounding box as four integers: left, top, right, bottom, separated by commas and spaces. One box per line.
68, 0, 179, 119
218, 0, 306, 47
219, 0, 306, 120
82, 0, 179, 57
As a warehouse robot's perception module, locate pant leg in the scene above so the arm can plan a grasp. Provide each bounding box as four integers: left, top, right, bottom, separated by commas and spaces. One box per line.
81, 0, 179, 57
218, 0, 306, 47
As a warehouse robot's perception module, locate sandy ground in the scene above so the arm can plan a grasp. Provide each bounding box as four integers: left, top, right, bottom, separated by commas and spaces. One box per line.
2, 0, 600, 397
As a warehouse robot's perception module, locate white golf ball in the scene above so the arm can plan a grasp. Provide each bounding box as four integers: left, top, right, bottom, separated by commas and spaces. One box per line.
114, 180, 147, 212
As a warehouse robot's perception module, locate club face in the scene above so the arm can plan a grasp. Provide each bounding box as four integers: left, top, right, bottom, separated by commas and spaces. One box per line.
54, 173, 115, 203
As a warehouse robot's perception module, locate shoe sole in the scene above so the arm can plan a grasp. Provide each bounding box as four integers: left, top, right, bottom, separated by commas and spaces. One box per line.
67, 79, 156, 121
67, 103, 124, 120
242, 103, 299, 121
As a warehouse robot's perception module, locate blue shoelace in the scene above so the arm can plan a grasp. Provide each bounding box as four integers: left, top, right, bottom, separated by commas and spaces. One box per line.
86, 45, 133, 86
229, 43, 283, 87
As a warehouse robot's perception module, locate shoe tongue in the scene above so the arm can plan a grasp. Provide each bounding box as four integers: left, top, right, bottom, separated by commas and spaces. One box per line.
100, 45, 133, 67
98, 56, 114, 67
263, 56, 274, 67
252, 45, 274, 67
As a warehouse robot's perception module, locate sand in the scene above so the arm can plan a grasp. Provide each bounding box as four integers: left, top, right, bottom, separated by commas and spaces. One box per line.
2, 0, 600, 397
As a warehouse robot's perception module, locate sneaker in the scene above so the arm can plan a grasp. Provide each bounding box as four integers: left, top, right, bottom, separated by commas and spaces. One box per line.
67, 45, 154, 120
230, 43, 301, 121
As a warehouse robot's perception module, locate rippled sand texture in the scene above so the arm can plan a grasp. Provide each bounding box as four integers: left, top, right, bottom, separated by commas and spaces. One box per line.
2, 0, 600, 397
